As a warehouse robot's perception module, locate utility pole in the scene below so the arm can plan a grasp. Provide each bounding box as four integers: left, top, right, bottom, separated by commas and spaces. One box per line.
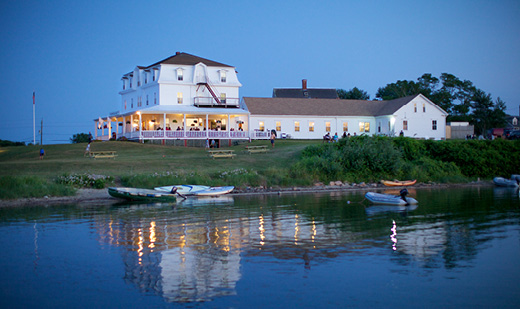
40, 119, 43, 145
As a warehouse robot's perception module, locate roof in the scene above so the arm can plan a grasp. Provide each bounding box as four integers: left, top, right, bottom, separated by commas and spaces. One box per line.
243, 95, 422, 117
146, 52, 234, 68
272, 88, 339, 99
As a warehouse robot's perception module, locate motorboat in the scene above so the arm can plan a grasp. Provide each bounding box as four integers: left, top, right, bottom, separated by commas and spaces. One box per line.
493, 177, 519, 188
365, 189, 418, 206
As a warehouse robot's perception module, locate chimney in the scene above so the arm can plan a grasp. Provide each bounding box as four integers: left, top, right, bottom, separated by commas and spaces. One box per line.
176, 51, 181, 55
302, 79, 307, 90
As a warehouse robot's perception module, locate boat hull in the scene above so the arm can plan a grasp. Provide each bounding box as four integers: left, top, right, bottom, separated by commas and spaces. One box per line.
493, 177, 519, 188
108, 187, 177, 202
381, 179, 417, 187
155, 185, 234, 196
365, 192, 418, 206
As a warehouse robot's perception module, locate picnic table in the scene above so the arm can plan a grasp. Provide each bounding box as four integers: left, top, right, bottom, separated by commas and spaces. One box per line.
245, 145, 269, 154
207, 149, 236, 159
90, 151, 117, 159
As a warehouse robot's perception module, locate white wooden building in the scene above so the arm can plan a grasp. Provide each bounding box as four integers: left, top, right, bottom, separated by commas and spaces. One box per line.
244, 94, 448, 140
95, 52, 250, 143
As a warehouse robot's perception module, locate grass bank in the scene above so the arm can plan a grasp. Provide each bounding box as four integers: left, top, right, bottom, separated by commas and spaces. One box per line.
1, 137, 518, 199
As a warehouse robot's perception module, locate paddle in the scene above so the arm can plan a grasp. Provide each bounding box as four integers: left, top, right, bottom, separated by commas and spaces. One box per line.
170, 187, 187, 200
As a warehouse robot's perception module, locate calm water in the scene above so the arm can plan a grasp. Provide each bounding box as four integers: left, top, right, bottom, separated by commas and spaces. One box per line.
1, 186, 520, 308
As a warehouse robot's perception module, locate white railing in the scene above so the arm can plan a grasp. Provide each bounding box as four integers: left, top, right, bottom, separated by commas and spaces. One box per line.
194, 97, 240, 107
101, 130, 253, 141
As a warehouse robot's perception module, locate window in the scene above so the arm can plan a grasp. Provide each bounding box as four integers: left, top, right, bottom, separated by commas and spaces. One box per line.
220, 93, 226, 104
378, 122, 381, 133
124, 100, 127, 110
259, 121, 264, 131
220, 71, 227, 83
130, 78, 132, 88
359, 122, 370, 132
177, 92, 183, 104
414, 103, 417, 113
276, 121, 281, 131
423, 103, 426, 112
309, 121, 314, 132
432, 120, 437, 130
403, 120, 408, 130
131, 98, 134, 108
146, 95, 149, 106
145, 73, 148, 84
295, 121, 300, 132
154, 93, 157, 105
177, 69, 183, 81
342, 122, 348, 132
325, 122, 331, 132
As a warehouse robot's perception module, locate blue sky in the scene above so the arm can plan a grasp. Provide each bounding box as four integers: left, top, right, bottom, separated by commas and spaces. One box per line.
1, 0, 519, 144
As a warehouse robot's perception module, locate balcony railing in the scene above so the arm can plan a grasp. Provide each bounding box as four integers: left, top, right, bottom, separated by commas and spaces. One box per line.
194, 96, 240, 108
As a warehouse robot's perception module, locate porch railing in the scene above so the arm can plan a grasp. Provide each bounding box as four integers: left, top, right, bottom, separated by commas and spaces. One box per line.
98, 129, 269, 141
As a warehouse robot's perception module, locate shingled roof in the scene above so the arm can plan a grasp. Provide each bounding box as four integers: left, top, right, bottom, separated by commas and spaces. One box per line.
244, 95, 419, 116
146, 52, 234, 68
273, 88, 339, 99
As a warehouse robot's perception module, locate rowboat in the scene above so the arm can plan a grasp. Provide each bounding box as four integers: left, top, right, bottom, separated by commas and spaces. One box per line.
493, 177, 519, 188
108, 187, 177, 202
155, 185, 234, 196
365, 189, 418, 206
381, 179, 417, 187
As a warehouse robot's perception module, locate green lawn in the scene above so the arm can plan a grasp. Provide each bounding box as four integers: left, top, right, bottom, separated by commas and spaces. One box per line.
0, 139, 321, 180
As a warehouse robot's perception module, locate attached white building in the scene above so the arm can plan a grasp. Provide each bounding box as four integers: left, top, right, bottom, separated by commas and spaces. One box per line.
244, 94, 447, 140
96, 52, 250, 143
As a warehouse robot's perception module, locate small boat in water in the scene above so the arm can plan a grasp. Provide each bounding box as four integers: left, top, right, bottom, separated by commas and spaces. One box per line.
493, 177, 519, 188
155, 185, 234, 196
108, 187, 177, 202
381, 179, 417, 187
365, 189, 418, 206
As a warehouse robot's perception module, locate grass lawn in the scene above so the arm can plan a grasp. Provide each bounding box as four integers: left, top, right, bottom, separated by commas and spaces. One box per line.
0, 139, 321, 180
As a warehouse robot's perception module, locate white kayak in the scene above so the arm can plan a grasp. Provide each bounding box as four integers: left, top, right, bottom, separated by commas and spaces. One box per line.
155, 185, 234, 196
493, 177, 519, 188
365, 191, 418, 206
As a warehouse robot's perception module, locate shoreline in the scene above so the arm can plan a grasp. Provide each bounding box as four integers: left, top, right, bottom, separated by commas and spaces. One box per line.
0, 181, 494, 208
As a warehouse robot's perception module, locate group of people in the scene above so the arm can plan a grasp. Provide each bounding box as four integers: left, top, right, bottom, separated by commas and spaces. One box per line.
323, 132, 339, 142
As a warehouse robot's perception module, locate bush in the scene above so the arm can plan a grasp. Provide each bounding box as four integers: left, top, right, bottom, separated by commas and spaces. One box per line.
56, 174, 113, 189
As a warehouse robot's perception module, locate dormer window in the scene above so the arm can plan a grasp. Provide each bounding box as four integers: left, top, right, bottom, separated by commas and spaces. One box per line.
177, 68, 183, 81
220, 70, 227, 83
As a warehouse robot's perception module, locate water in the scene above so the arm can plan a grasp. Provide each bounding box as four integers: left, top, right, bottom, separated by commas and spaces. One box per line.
1, 186, 520, 308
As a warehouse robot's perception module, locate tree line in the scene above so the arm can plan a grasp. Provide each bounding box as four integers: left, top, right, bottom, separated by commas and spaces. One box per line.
337, 73, 508, 135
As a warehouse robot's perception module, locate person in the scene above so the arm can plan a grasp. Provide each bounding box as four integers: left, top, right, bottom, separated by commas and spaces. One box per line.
342, 132, 347, 138
211, 139, 216, 148
39, 148, 45, 160
88, 132, 93, 143
399, 130, 404, 137
270, 131, 276, 148
333, 132, 338, 142
323, 132, 331, 142
84, 142, 91, 156
205, 138, 210, 150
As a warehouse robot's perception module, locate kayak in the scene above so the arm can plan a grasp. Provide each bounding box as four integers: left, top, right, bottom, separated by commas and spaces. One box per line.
381, 179, 417, 187
365, 191, 418, 206
108, 187, 177, 202
493, 177, 519, 188
154, 185, 211, 195
155, 185, 234, 196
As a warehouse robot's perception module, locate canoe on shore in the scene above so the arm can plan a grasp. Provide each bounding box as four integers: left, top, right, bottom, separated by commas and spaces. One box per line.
155, 185, 234, 196
381, 179, 417, 187
108, 187, 177, 202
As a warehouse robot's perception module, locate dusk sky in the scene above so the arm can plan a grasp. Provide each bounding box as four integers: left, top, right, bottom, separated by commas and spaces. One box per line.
1, 0, 519, 144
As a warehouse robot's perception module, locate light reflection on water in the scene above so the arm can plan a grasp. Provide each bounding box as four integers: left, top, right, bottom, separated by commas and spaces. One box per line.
0, 186, 520, 307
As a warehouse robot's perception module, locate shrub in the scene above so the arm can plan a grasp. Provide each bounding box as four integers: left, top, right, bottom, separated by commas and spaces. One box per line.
56, 174, 113, 189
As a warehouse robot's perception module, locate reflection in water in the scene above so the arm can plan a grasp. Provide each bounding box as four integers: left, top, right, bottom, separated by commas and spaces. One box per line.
3, 187, 520, 306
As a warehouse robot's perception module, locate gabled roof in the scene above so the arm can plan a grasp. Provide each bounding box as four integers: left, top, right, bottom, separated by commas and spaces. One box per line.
146, 52, 234, 68
244, 95, 426, 117
273, 88, 339, 99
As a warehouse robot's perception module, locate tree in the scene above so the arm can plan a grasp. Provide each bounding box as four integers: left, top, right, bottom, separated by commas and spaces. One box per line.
70, 133, 90, 144
375, 80, 425, 100
337, 87, 370, 100
470, 89, 498, 135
